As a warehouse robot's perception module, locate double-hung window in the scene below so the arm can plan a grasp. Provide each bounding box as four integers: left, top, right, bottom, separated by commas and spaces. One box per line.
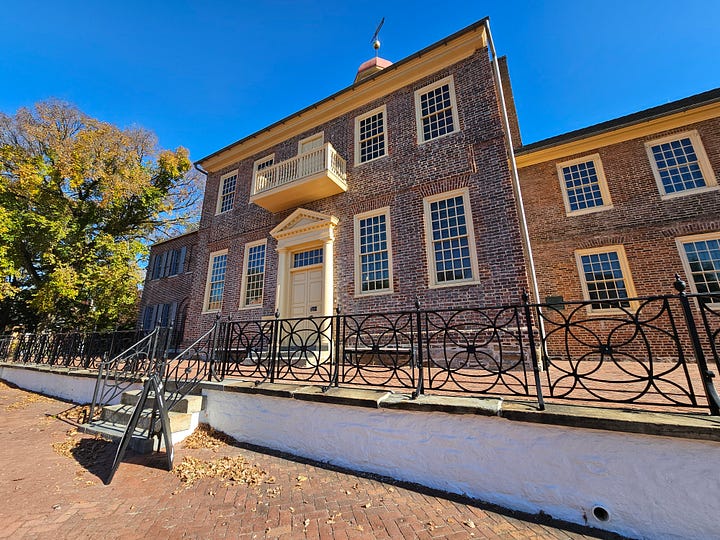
355, 106, 387, 165
423, 189, 478, 287
677, 233, 720, 304
217, 171, 237, 214
557, 154, 612, 215
575, 246, 636, 312
204, 250, 228, 312
240, 240, 267, 308
645, 131, 717, 197
414, 76, 460, 143
354, 208, 393, 295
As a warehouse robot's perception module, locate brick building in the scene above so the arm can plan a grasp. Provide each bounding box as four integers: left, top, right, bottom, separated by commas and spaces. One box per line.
138, 16, 720, 345
140, 229, 198, 336
516, 89, 720, 311
140, 18, 531, 342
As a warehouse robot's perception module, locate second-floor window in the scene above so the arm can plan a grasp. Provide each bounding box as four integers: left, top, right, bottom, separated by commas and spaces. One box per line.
355, 106, 387, 165
217, 171, 237, 214
557, 154, 612, 216
150, 246, 187, 280
414, 76, 459, 143
645, 131, 717, 197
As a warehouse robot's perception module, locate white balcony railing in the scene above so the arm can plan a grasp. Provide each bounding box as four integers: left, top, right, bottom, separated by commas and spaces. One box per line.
251, 143, 347, 196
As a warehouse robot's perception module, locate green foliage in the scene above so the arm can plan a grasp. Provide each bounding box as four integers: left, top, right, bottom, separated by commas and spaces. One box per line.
0, 100, 198, 331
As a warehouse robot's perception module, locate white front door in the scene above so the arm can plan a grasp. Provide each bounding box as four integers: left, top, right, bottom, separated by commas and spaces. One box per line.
288, 248, 324, 318
290, 266, 324, 318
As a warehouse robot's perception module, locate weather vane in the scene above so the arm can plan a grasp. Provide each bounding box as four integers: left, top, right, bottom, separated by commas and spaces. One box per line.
370, 17, 385, 57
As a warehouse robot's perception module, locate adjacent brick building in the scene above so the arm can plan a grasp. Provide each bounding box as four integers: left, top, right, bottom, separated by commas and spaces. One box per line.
516, 89, 720, 311
140, 229, 198, 336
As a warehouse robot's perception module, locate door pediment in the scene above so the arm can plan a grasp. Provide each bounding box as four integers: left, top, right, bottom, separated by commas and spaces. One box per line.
270, 208, 338, 248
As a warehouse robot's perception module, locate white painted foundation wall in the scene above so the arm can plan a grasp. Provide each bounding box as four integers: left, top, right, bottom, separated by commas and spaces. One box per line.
0, 365, 140, 405
205, 389, 720, 540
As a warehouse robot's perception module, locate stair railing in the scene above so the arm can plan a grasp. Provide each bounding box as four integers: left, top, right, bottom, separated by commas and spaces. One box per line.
88, 327, 171, 422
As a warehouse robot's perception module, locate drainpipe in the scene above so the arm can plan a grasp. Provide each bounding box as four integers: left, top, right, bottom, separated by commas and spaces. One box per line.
483, 20, 547, 364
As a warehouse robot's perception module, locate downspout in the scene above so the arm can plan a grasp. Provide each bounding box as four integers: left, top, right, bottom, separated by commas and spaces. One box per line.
194, 162, 209, 178
483, 20, 547, 366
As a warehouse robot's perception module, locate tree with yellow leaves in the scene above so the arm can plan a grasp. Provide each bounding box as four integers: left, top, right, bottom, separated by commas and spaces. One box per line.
0, 100, 200, 331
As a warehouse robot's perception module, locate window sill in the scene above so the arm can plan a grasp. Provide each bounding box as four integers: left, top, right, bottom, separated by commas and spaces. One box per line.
565, 205, 614, 218
427, 279, 481, 290
659, 185, 719, 200
354, 153, 388, 167
417, 129, 460, 146
354, 289, 394, 299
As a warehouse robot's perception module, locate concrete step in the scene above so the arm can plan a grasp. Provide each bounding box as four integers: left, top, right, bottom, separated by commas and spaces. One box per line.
101, 403, 193, 432
120, 389, 203, 414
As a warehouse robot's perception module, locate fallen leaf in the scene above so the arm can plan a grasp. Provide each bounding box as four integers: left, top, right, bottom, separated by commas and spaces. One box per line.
362, 502, 372, 508
464, 519, 476, 528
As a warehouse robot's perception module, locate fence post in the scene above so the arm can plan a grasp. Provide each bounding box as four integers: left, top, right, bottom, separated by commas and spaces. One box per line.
332, 305, 342, 388
269, 310, 280, 383
412, 296, 425, 399
674, 274, 720, 415
523, 292, 546, 410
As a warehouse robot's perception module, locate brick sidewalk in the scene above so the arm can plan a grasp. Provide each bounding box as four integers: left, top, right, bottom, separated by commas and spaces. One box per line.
0, 382, 609, 539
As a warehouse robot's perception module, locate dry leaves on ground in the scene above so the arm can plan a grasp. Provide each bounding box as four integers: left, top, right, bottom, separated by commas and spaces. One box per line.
52, 429, 112, 463
173, 455, 267, 487
182, 423, 237, 451
54, 404, 99, 425
5, 389, 55, 411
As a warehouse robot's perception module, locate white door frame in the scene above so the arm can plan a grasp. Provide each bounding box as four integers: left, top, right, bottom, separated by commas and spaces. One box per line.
270, 208, 338, 319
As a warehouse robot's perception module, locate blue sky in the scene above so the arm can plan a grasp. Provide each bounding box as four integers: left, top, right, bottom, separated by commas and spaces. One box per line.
1, 1, 718, 162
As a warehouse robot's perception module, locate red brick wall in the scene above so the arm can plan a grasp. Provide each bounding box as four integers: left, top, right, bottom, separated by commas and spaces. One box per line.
183, 49, 531, 341
519, 117, 720, 303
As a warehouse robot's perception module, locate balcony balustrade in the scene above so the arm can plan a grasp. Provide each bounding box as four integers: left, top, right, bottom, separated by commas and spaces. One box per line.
250, 143, 347, 212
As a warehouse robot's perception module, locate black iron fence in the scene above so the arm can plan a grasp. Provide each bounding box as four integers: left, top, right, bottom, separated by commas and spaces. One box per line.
0, 329, 146, 370
215, 279, 720, 415
3, 277, 719, 415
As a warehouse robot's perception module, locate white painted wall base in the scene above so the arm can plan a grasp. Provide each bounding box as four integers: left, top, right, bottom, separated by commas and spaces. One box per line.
0, 365, 140, 405
3, 366, 719, 539
204, 389, 720, 540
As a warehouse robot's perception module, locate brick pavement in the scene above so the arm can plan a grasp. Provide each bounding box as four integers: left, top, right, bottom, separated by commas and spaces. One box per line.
0, 382, 612, 540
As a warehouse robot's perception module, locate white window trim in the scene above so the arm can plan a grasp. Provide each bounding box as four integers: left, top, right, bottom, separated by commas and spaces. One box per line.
298, 132, 324, 154
675, 232, 720, 306
253, 154, 275, 172
354, 105, 388, 166
422, 188, 480, 289
556, 153, 614, 216
414, 75, 460, 145
216, 170, 238, 215
575, 245, 637, 314
239, 239, 267, 309
645, 130, 718, 200
203, 249, 228, 313
354, 207, 394, 297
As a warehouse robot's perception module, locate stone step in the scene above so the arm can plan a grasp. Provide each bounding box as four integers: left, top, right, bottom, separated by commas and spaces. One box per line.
79, 420, 157, 454
120, 389, 203, 414
101, 403, 192, 432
